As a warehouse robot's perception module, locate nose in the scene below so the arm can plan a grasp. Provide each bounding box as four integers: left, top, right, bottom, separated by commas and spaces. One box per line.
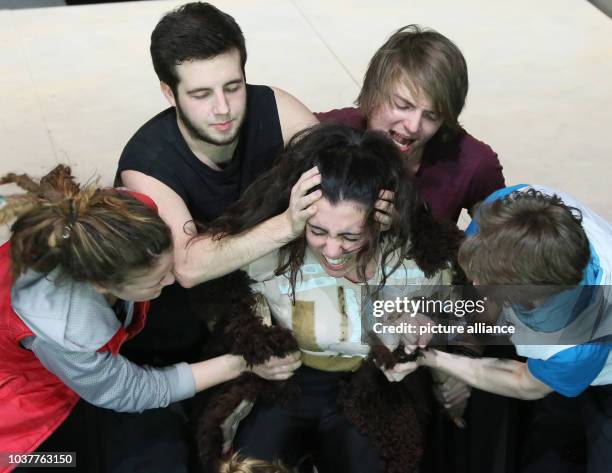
213, 91, 230, 115
323, 238, 344, 259
403, 110, 422, 134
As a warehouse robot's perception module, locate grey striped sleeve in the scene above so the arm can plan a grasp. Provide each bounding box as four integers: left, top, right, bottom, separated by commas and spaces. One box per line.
22, 336, 196, 413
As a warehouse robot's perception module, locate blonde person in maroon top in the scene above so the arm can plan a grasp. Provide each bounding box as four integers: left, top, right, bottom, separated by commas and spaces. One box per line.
317, 25, 505, 223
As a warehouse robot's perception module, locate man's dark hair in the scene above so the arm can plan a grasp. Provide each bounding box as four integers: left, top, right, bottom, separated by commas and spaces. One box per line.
150, 2, 247, 93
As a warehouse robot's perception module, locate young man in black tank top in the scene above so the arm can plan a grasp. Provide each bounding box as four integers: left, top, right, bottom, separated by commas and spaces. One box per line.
115, 3, 318, 368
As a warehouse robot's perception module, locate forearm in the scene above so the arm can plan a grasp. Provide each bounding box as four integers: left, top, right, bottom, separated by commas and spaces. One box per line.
30, 337, 195, 412
422, 350, 549, 400
190, 354, 246, 392
175, 213, 293, 287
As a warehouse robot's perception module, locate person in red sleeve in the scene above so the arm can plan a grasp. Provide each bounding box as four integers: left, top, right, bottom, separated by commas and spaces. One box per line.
0, 165, 300, 473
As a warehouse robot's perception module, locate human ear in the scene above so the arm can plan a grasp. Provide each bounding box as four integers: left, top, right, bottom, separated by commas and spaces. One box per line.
160, 82, 176, 107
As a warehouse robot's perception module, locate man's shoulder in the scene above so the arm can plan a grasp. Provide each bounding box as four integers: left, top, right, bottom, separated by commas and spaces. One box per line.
245, 83, 278, 116
122, 108, 177, 156
453, 129, 498, 163
117, 108, 179, 178
315, 107, 366, 130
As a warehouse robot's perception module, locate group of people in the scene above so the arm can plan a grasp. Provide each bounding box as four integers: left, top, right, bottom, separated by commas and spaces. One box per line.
1, 2, 610, 473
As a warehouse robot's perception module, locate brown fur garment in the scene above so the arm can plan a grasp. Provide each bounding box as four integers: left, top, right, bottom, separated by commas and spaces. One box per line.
189, 270, 432, 473
189, 270, 299, 473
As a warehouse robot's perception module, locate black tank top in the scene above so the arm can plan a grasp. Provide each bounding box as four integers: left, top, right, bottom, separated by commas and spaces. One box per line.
116, 84, 283, 223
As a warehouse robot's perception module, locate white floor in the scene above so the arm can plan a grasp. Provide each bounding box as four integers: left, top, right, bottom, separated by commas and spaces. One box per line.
1, 0, 611, 242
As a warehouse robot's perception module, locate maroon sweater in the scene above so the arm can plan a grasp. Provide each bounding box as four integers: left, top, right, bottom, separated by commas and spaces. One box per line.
316, 107, 505, 223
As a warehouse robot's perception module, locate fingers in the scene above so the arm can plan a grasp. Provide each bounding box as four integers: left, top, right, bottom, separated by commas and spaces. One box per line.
417, 331, 433, 349
255, 352, 302, 381
404, 344, 417, 355
377, 189, 394, 204
435, 377, 472, 409
374, 190, 395, 231
443, 384, 471, 407
291, 167, 321, 204
265, 352, 301, 367
374, 191, 393, 210
267, 360, 302, 380
287, 167, 322, 236
382, 361, 417, 382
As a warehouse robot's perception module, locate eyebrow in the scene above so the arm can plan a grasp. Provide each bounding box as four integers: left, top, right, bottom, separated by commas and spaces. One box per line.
186, 79, 244, 95
308, 223, 363, 236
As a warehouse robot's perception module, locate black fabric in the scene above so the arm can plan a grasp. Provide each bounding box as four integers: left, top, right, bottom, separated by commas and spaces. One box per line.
16, 399, 191, 473
115, 84, 283, 223
519, 384, 612, 473
422, 344, 528, 473
115, 84, 283, 366
233, 366, 382, 473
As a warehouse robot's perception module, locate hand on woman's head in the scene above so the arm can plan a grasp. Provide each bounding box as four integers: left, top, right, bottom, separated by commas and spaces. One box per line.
283, 166, 322, 239
374, 189, 395, 231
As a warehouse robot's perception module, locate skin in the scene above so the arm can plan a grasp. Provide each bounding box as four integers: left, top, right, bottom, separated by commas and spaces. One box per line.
304, 197, 414, 381
305, 198, 368, 281
123, 49, 319, 289
417, 349, 553, 400
93, 250, 301, 385
160, 49, 247, 168
124, 49, 394, 287
368, 80, 443, 175
94, 251, 176, 303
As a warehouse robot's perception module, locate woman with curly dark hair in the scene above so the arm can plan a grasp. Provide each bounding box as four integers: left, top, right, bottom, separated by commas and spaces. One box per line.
199, 123, 465, 473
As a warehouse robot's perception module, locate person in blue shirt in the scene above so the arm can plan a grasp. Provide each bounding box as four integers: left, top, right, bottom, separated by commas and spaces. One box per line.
415, 185, 612, 473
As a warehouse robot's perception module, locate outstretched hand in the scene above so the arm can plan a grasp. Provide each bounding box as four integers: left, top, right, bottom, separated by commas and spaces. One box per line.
284, 166, 322, 239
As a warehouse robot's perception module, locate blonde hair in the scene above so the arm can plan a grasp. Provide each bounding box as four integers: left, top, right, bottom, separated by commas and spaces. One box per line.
219, 453, 293, 473
357, 25, 468, 141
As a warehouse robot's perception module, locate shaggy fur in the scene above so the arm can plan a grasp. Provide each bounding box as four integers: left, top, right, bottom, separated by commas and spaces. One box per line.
189, 271, 432, 473
189, 270, 299, 473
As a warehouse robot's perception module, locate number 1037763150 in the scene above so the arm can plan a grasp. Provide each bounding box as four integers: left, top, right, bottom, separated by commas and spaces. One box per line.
1, 452, 76, 468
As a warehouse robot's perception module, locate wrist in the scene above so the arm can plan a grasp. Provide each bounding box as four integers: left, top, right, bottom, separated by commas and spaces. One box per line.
420, 348, 442, 369
272, 212, 299, 243
227, 354, 247, 376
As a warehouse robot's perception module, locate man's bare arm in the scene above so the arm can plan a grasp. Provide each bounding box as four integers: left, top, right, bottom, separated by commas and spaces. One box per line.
418, 349, 553, 400
121, 168, 321, 288
273, 87, 319, 144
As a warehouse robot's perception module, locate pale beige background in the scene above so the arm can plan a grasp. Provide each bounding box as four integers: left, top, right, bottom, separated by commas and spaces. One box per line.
1, 0, 611, 243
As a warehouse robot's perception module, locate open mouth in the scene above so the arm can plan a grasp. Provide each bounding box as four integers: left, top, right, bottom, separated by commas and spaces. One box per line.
321, 254, 352, 271
389, 130, 416, 151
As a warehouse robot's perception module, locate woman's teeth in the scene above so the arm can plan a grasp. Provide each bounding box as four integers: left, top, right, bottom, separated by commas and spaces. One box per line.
324, 255, 349, 265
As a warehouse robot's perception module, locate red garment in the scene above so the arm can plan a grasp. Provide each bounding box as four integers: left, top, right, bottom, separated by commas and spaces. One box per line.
0, 190, 155, 472
316, 108, 505, 222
